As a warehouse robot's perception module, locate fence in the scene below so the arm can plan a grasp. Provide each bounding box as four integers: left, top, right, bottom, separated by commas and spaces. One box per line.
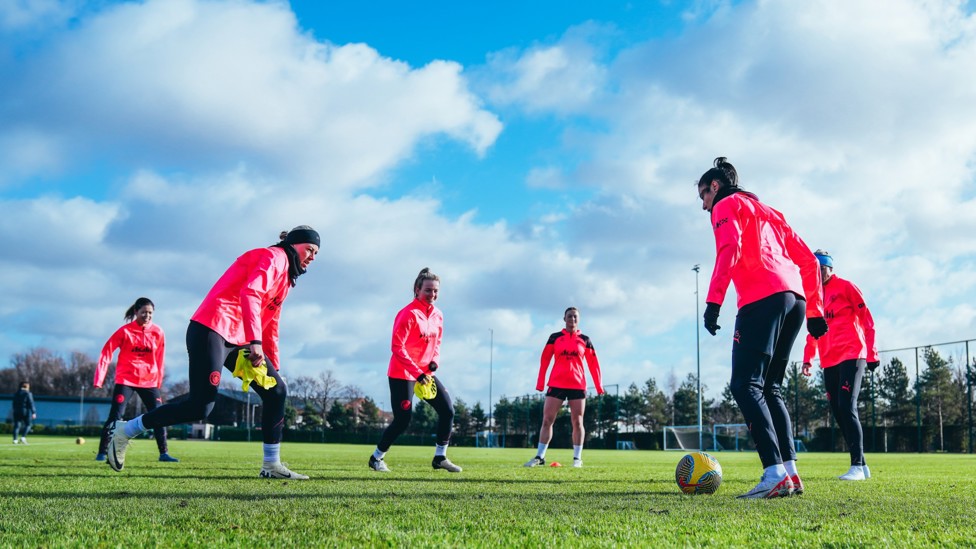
869, 338, 973, 453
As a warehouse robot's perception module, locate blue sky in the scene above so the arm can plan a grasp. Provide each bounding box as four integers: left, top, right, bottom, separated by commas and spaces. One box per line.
1, 0, 975, 412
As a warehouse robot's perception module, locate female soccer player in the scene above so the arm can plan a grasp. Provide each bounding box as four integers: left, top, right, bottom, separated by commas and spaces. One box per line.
524, 307, 604, 468
105, 226, 320, 479
802, 250, 878, 481
94, 297, 178, 463
368, 268, 462, 473
698, 157, 827, 499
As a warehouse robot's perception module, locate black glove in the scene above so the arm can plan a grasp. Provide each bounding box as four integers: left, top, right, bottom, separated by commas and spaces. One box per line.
703, 303, 721, 336
427, 361, 438, 372
867, 361, 880, 372
416, 373, 431, 385
807, 317, 828, 339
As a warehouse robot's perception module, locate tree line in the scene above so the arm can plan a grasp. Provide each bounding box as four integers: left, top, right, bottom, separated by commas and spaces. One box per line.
3, 346, 973, 451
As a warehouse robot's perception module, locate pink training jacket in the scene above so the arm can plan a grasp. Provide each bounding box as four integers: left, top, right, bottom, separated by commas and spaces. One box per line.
387, 298, 443, 381
95, 321, 166, 389
191, 247, 291, 370
803, 274, 879, 368
536, 329, 604, 394
707, 192, 824, 316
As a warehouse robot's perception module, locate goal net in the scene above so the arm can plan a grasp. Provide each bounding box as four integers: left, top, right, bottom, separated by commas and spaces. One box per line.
712, 423, 753, 451
663, 425, 709, 451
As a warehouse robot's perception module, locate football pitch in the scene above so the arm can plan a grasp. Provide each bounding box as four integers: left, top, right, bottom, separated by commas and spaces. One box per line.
1, 437, 973, 547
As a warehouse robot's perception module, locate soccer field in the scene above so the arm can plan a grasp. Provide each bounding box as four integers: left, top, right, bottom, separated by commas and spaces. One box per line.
1, 437, 973, 547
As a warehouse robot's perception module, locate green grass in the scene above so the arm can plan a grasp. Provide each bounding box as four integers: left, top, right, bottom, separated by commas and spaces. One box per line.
1, 436, 974, 547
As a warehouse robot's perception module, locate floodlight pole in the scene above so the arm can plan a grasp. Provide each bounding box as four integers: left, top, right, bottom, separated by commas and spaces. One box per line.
693, 264, 703, 451
489, 328, 494, 436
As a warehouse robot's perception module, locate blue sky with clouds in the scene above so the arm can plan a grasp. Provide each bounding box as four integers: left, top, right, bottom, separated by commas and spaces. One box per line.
2, 0, 975, 411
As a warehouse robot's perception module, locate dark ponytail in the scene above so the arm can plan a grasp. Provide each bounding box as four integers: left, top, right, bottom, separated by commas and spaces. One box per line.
124, 297, 155, 322
698, 156, 739, 190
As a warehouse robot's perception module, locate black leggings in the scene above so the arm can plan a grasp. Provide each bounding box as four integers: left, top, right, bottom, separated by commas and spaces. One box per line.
729, 292, 805, 469
141, 321, 288, 445
98, 385, 168, 455
824, 359, 866, 466
377, 377, 454, 452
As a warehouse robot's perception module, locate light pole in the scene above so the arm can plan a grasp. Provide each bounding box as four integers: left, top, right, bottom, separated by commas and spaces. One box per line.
489, 328, 494, 438
693, 264, 703, 450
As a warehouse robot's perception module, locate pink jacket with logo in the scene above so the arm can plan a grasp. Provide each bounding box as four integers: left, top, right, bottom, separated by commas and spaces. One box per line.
387, 298, 443, 381
95, 321, 166, 389
536, 329, 604, 394
707, 192, 824, 316
803, 274, 879, 368
191, 247, 291, 370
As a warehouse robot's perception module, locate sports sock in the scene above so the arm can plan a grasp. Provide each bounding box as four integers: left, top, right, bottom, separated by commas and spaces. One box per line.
783, 460, 798, 476
573, 445, 582, 460
434, 444, 447, 457
536, 443, 549, 459
263, 443, 280, 464
764, 463, 787, 479
372, 448, 386, 460
124, 415, 145, 438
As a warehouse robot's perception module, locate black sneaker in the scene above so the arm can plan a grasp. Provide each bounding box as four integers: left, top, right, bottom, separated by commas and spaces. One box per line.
432, 456, 462, 472
369, 456, 391, 472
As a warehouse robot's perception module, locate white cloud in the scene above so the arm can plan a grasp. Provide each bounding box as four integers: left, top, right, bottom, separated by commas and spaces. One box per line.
1, 0, 501, 190
481, 24, 610, 114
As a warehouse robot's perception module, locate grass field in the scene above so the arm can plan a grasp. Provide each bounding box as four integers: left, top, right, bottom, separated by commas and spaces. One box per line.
1, 436, 974, 547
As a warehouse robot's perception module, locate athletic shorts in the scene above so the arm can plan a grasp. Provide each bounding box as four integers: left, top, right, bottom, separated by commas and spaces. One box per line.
546, 387, 587, 401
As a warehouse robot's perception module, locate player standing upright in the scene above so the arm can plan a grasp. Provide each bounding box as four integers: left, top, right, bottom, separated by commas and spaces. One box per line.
94, 297, 178, 463
802, 250, 878, 481
698, 157, 827, 499
368, 268, 462, 473
524, 307, 604, 469
11, 381, 36, 445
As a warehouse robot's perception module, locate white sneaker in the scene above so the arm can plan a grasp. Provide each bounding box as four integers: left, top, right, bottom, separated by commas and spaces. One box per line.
12, 439, 18, 445
523, 456, 545, 467
259, 461, 309, 480
19, 437, 28, 445
572, 458, 583, 468
106, 420, 131, 472
369, 456, 391, 472
839, 465, 866, 481
862, 465, 871, 478
737, 471, 794, 499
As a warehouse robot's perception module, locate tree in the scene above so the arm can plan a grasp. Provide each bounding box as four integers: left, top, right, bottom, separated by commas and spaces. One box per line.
784, 362, 822, 439
326, 400, 354, 432
470, 402, 488, 433
918, 348, 963, 451
639, 378, 668, 432
672, 373, 709, 426
453, 398, 472, 438
878, 357, 914, 427
619, 383, 644, 433
709, 383, 740, 427
359, 397, 383, 430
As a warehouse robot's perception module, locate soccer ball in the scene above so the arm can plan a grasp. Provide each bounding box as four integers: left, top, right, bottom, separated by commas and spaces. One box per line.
675, 451, 723, 495
75, 437, 86, 445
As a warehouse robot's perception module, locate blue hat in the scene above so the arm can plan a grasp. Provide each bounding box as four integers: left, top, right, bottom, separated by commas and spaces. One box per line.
814, 252, 833, 268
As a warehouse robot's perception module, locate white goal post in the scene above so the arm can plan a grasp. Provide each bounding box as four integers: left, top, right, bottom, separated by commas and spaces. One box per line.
663, 425, 707, 451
